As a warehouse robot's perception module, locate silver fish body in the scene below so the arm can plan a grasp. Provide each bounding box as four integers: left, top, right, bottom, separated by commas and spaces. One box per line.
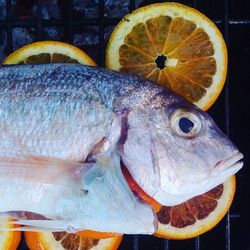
0, 64, 243, 232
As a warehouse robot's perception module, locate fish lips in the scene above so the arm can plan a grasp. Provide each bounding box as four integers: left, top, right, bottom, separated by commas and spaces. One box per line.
213, 151, 243, 176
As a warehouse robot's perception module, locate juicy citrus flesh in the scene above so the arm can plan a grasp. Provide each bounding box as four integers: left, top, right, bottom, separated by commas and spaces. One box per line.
2, 41, 96, 66
154, 175, 236, 240
106, 2, 227, 110
25, 231, 123, 250
0, 218, 21, 250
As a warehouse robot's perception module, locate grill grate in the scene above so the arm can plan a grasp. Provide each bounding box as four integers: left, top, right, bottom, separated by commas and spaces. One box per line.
0, 1, 249, 250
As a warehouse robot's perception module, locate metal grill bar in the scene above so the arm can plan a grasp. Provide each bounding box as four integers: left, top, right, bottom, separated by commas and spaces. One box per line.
193, 0, 198, 8
192, 0, 201, 245
129, 0, 136, 11
98, 0, 105, 66
36, 0, 42, 40
229, 19, 250, 24
230, 214, 240, 218
133, 235, 138, 250
224, 0, 230, 136
129, 1, 138, 249
163, 238, 169, 250
5, 0, 12, 54
223, 0, 231, 249
1, 18, 250, 28
195, 237, 200, 250
66, 0, 73, 43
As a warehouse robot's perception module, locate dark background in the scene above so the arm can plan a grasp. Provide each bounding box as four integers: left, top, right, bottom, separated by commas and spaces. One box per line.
0, 0, 249, 249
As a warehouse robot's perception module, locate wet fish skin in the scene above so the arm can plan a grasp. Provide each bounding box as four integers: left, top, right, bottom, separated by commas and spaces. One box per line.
0, 64, 243, 214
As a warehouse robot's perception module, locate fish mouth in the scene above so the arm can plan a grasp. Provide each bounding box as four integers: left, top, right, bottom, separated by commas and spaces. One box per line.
214, 152, 243, 173
156, 152, 244, 206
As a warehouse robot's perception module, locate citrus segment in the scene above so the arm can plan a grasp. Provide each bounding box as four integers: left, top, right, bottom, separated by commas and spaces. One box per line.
106, 2, 227, 110
25, 231, 122, 250
146, 16, 172, 54
124, 23, 157, 57
158, 70, 171, 88
2, 41, 96, 66
172, 56, 216, 88
24, 53, 78, 64
120, 44, 153, 65
154, 176, 236, 239
164, 68, 206, 102
163, 18, 196, 54
53, 232, 99, 249
147, 68, 160, 82
0, 218, 21, 250
121, 63, 155, 77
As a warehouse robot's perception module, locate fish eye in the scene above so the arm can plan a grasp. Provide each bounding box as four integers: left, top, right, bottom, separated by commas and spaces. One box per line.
170, 109, 202, 138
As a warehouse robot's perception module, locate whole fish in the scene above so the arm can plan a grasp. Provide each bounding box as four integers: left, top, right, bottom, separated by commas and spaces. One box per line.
0, 64, 243, 233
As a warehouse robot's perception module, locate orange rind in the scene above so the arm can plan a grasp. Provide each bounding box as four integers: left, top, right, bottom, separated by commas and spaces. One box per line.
2, 41, 96, 66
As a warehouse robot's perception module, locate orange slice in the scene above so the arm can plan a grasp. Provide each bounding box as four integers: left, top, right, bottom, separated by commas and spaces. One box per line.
0, 218, 21, 250
106, 2, 227, 110
25, 231, 122, 250
2, 41, 96, 66
154, 176, 236, 239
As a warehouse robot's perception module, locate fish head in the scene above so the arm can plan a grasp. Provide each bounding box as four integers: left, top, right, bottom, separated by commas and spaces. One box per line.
121, 91, 243, 206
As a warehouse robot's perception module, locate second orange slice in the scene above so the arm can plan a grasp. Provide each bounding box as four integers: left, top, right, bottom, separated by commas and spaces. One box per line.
106, 2, 227, 110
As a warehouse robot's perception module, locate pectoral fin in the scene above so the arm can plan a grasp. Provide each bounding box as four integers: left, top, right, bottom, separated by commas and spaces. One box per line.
0, 156, 91, 184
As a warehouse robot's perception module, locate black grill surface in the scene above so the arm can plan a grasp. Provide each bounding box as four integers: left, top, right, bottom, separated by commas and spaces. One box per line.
0, 1, 249, 250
